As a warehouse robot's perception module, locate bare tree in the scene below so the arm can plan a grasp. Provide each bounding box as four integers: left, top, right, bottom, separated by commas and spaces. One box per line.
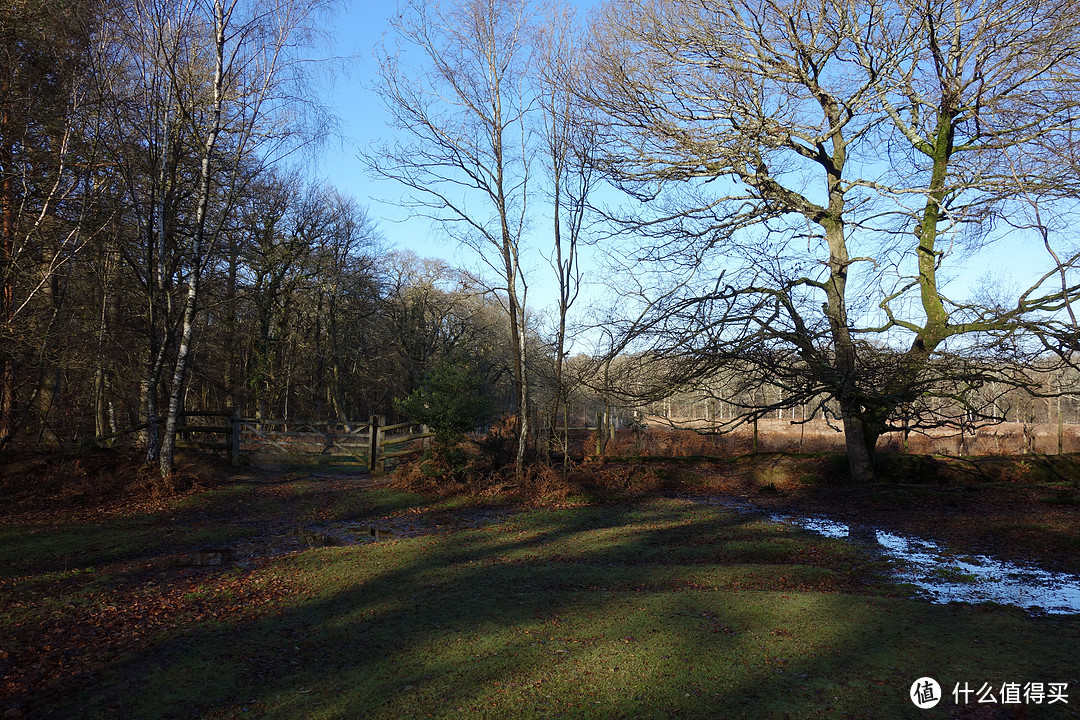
304, 190, 382, 423
96, 0, 338, 476
536, 4, 595, 463
368, 0, 536, 478
0, 0, 108, 449
581, 0, 1080, 481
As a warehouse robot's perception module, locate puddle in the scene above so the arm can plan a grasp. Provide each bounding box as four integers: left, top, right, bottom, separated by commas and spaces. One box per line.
682, 494, 1080, 615
869, 530, 1080, 615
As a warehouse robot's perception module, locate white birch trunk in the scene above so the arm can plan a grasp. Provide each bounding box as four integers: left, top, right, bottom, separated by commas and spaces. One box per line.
160, 1, 229, 477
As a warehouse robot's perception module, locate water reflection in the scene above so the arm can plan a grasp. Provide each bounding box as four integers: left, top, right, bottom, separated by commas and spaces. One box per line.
683, 494, 1080, 615
870, 529, 1080, 615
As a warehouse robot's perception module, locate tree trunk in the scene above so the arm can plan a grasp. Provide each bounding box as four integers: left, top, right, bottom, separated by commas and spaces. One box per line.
0, 358, 13, 450
160, 0, 227, 478
144, 375, 159, 463
36, 367, 60, 444
143, 320, 170, 464
143, 88, 173, 464
842, 411, 878, 483
0, 87, 15, 449
160, 277, 199, 477
513, 302, 529, 479
502, 237, 529, 480
223, 234, 239, 409
35, 271, 63, 444
93, 265, 112, 441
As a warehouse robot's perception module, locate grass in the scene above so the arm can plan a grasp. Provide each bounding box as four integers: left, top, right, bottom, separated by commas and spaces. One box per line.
2, 478, 1079, 719
926, 567, 981, 584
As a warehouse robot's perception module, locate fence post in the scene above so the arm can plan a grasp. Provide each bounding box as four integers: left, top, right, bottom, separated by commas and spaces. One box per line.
596, 411, 604, 457
1058, 393, 1065, 455
376, 416, 386, 474
368, 415, 378, 474
369, 415, 386, 475
230, 408, 241, 466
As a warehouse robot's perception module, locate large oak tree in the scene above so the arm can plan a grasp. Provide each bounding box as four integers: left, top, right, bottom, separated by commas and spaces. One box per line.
583, 0, 1080, 481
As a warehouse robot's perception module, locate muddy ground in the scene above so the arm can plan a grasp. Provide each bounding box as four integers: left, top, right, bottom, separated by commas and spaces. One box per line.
3, 446, 1078, 576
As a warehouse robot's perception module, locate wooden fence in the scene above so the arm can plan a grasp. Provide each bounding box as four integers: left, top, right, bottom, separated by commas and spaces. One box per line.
145, 411, 432, 474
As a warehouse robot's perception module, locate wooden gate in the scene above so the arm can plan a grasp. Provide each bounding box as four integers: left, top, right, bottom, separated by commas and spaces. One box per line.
235, 415, 432, 474
104, 411, 433, 473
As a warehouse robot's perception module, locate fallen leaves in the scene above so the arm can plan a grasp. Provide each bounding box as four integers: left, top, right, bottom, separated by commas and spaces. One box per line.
1, 558, 295, 711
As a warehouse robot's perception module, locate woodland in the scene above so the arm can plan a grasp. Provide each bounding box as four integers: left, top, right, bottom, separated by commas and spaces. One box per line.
4, 1, 1080, 719
3, 0, 1080, 486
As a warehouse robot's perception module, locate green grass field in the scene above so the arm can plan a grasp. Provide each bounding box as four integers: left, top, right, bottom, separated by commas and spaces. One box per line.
2, 477, 1078, 719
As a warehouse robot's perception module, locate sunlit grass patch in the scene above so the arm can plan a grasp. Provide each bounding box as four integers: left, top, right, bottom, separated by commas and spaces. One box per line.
7, 487, 1080, 719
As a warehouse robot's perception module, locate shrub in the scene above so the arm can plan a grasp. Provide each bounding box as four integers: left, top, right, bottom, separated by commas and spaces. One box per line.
394, 356, 495, 484
394, 356, 494, 448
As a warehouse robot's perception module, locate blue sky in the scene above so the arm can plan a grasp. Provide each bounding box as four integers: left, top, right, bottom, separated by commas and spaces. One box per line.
313, 2, 425, 252
309, 0, 1067, 340
309, 0, 608, 324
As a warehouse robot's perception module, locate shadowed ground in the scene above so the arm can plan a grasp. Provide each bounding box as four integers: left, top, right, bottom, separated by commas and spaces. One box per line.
2, 464, 1078, 719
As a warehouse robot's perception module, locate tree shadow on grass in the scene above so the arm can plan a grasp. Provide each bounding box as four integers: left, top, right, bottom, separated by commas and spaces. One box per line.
17, 499, 1080, 720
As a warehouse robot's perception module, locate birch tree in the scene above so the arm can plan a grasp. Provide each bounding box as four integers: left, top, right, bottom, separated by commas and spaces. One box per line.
537, 4, 594, 461
98, 0, 337, 476
582, 0, 1080, 481
368, 0, 536, 478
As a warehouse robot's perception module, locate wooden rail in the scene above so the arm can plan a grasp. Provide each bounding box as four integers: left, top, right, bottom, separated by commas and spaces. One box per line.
98, 410, 430, 472
367, 417, 434, 474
